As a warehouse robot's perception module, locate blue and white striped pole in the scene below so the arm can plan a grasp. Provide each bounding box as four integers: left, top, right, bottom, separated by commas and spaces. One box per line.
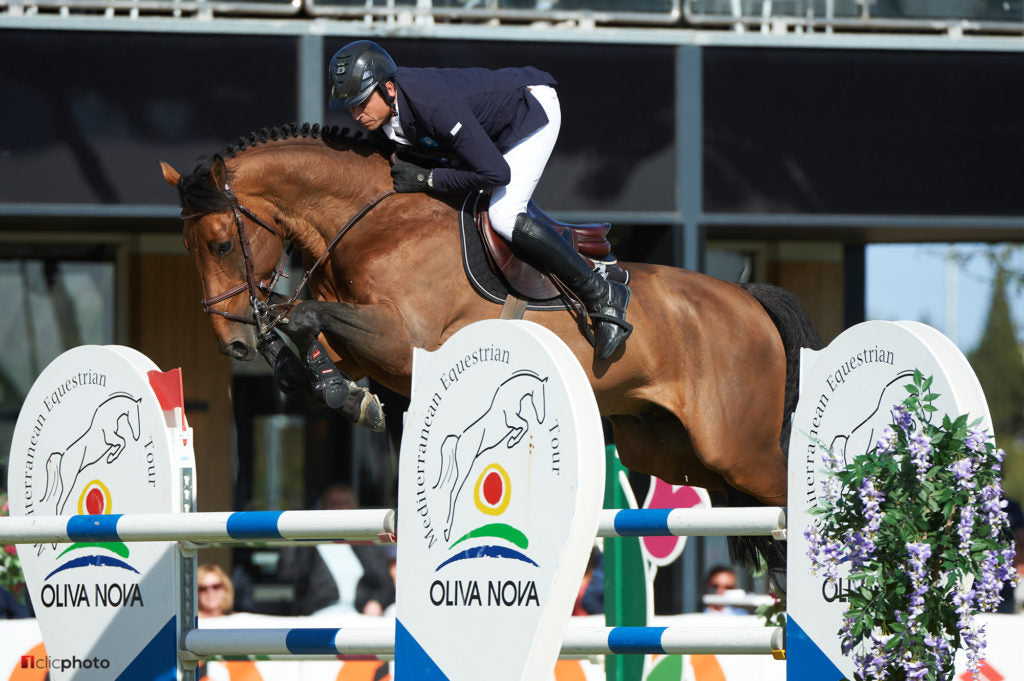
181, 625, 786, 660
0, 506, 784, 545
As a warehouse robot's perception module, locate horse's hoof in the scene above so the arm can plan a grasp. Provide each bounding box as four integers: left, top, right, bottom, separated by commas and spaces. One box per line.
342, 386, 386, 433
259, 333, 308, 394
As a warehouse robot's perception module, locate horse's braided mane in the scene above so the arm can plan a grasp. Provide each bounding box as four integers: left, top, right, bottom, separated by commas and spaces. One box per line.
177, 122, 390, 215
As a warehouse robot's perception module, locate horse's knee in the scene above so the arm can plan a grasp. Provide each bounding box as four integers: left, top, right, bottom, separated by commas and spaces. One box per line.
284, 302, 322, 346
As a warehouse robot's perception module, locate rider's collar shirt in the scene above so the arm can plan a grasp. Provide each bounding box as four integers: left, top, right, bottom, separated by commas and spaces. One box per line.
383, 100, 411, 146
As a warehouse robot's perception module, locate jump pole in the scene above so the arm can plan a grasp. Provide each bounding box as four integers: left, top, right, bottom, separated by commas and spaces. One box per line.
0, 506, 783, 546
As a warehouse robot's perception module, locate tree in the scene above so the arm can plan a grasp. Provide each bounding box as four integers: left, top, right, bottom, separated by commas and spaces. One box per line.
965, 253, 1024, 503
968, 266, 1024, 440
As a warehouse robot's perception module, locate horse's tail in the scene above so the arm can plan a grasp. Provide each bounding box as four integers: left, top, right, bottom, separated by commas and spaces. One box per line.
719, 284, 823, 585
741, 282, 823, 452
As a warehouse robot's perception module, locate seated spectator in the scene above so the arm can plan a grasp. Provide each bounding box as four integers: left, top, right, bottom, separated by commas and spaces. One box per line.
573, 546, 604, 616
703, 565, 746, 615
197, 564, 234, 618
277, 483, 395, 616
0, 586, 30, 619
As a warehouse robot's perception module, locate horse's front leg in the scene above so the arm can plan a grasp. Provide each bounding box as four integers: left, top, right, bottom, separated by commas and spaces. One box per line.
264, 300, 413, 432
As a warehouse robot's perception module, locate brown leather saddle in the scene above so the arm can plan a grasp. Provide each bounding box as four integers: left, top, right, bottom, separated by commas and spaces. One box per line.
474, 196, 626, 300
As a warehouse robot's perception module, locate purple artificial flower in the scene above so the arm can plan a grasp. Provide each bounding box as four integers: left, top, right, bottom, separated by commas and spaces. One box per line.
902, 654, 929, 681
905, 542, 932, 633
964, 427, 990, 454
957, 504, 976, 557
892, 404, 914, 433
908, 433, 932, 481
876, 425, 898, 454
949, 458, 976, 489
979, 484, 1009, 537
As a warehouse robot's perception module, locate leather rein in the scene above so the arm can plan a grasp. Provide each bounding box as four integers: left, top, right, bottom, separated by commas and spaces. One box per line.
182, 179, 395, 336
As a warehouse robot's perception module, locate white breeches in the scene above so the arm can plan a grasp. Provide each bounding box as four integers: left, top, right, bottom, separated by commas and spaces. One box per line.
488, 84, 561, 240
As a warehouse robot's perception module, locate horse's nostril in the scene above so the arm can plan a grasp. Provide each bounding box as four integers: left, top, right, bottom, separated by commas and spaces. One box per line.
226, 341, 250, 360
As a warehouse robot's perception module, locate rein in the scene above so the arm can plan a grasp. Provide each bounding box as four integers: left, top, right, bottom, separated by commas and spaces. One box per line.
184, 180, 395, 335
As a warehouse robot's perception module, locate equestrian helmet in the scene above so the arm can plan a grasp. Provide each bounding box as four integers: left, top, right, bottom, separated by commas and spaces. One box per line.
328, 40, 398, 111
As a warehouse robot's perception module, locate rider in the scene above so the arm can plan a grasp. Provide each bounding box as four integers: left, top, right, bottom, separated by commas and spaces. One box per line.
327, 40, 632, 360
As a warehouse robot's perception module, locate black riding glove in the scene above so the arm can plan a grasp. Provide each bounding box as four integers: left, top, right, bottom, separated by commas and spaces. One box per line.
391, 160, 433, 193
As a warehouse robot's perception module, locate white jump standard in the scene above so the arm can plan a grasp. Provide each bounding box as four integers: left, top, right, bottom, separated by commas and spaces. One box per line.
5, 319, 991, 681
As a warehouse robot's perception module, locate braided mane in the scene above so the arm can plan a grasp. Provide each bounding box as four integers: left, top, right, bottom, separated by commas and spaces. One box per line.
176, 122, 389, 215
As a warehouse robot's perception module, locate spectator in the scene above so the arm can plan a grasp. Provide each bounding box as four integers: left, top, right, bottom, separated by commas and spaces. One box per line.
197, 564, 234, 618
703, 565, 746, 616
573, 546, 604, 616
0, 586, 30, 619
277, 484, 395, 616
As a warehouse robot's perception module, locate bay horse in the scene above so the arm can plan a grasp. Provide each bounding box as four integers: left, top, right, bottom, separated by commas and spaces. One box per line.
160, 123, 821, 571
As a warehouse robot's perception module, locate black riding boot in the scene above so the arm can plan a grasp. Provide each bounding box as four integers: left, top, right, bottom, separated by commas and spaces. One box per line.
511, 213, 632, 360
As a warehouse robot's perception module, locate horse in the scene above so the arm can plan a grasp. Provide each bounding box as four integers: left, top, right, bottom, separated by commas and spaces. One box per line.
436, 370, 548, 542
159, 123, 822, 571
40, 392, 142, 515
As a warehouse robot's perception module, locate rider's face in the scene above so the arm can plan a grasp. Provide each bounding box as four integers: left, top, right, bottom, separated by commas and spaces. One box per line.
349, 82, 395, 131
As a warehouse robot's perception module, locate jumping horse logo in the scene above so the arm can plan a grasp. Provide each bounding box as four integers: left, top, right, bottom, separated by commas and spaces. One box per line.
40, 392, 143, 515
829, 369, 917, 466
434, 370, 548, 542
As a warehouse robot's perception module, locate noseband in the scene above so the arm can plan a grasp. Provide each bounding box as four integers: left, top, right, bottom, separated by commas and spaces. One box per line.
182, 178, 394, 336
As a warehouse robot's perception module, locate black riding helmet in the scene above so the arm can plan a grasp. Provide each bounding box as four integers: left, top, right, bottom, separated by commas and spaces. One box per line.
328, 40, 398, 111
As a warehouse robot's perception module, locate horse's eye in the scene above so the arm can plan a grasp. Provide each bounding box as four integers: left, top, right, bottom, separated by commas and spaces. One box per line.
212, 241, 233, 257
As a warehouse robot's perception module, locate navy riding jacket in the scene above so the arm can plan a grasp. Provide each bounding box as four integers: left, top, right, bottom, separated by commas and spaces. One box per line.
388, 66, 557, 194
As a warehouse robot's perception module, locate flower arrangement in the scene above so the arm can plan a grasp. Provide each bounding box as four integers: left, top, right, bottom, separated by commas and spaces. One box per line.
804, 371, 1018, 681
0, 498, 27, 606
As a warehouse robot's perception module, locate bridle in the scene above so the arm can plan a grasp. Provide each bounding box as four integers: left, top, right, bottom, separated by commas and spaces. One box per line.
182, 178, 394, 336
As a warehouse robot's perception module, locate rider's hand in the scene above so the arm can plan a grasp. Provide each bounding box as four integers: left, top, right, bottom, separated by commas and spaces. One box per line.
391, 160, 433, 193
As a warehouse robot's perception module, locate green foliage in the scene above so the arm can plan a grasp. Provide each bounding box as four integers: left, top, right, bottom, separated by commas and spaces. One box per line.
805, 373, 1017, 681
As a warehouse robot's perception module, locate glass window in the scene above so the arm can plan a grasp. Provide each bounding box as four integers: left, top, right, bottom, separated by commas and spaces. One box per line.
0, 246, 117, 492
0, 30, 298, 206
251, 414, 307, 511
704, 48, 1024, 216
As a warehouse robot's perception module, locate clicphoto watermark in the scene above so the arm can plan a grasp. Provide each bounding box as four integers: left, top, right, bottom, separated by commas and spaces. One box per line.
21, 655, 111, 671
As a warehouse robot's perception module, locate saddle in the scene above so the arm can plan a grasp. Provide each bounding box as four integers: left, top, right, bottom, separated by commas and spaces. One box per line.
467, 194, 628, 302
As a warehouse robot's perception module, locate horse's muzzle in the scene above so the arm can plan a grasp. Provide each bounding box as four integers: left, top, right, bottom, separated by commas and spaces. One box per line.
224, 339, 254, 361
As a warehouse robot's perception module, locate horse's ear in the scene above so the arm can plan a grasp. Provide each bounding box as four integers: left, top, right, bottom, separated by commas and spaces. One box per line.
159, 161, 181, 188
210, 155, 228, 190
